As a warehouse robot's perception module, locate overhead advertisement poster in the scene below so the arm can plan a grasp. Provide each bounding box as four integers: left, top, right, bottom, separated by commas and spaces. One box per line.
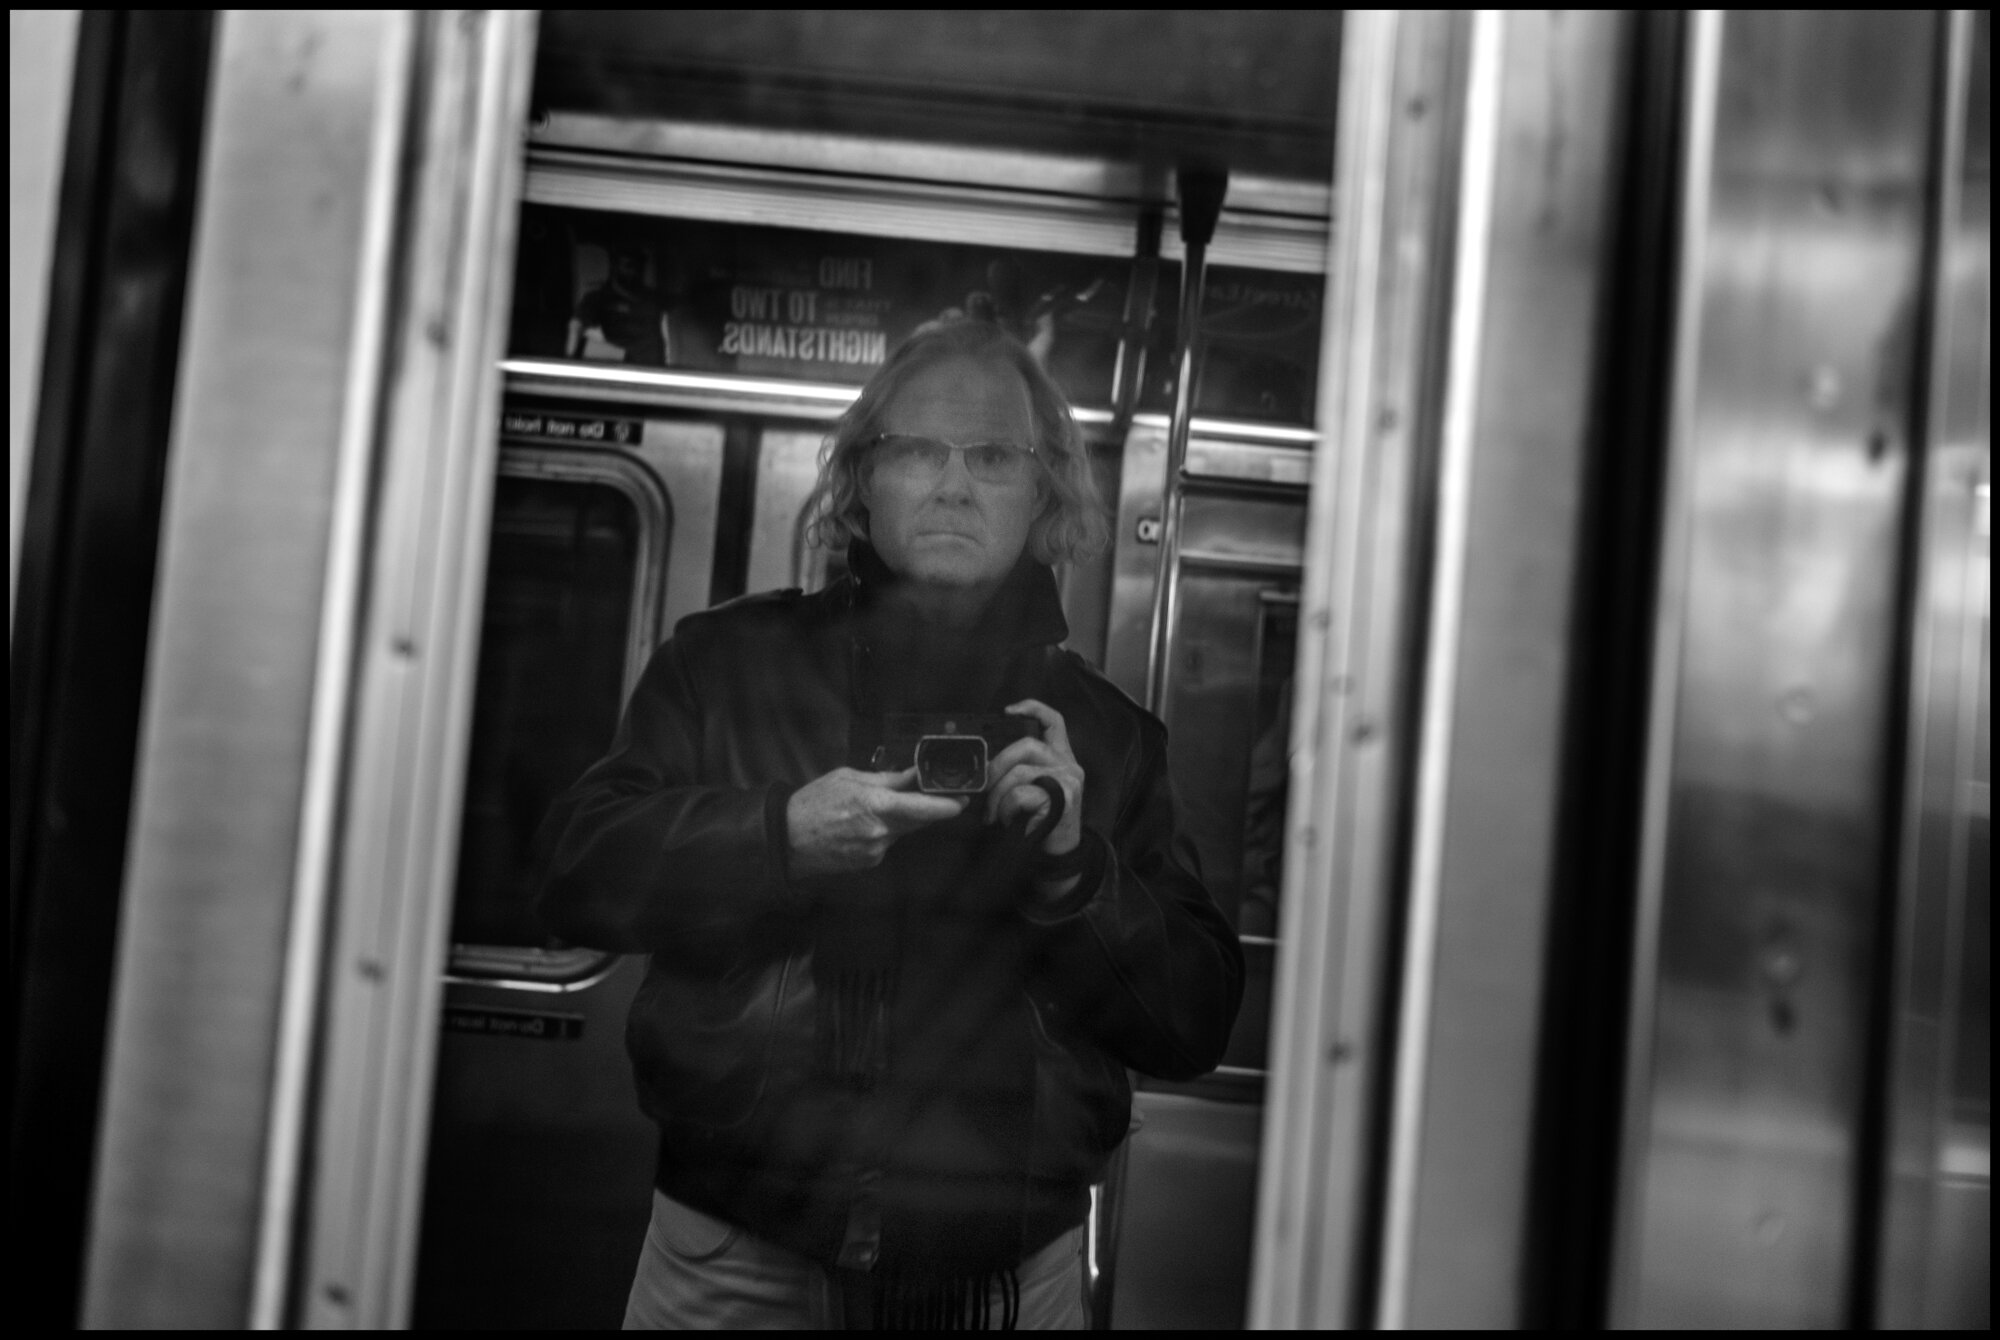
509, 202, 1323, 427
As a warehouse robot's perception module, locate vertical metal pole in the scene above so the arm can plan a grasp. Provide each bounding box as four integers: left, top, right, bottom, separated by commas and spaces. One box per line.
1107, 205, 1164, 447
1144, 166, 1227, 716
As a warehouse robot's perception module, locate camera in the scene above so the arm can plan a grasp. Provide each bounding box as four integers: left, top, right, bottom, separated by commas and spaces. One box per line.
870, 713, 1041, 795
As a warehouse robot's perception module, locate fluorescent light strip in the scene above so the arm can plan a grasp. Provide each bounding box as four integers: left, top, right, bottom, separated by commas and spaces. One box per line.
1134, 412, 1322, 444
501, 357, 858, 402
501, 359, 1321, 442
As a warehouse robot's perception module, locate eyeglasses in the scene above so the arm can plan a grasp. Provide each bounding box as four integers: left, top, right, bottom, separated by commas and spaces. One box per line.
865, 433, 1044, 487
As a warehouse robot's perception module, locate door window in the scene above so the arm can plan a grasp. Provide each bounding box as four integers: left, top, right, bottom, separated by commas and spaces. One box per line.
448, 454, 666, 980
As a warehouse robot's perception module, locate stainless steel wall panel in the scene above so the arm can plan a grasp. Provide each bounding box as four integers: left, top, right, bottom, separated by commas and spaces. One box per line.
80, 13, 413, 1327
1105, 433, 1311, 701
1879, 11, 1991, 1327
1103, 423, 1170, 698
635, 421, 726, 627
745, 427, 829, 595
1178, 486, 1310, 571
1615, 10, 1943, 1328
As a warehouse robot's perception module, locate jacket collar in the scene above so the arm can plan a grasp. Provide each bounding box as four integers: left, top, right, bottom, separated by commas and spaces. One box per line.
844, 539, 1069, 651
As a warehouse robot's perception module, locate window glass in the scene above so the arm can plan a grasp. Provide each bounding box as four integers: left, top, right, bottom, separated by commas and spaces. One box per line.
1238, 594, 1297, 940
510, 206, 1323, 427
450, 476, 641, 949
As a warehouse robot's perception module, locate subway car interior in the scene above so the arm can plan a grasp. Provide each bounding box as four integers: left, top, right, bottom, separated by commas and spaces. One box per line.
9, 9, 1989, 1330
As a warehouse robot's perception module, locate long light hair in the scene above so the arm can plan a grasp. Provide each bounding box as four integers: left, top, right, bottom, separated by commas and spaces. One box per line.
800, 317, 1110, 565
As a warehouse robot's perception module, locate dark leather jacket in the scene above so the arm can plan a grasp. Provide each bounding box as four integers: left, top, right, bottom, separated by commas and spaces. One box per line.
535, 554, 1243, 1273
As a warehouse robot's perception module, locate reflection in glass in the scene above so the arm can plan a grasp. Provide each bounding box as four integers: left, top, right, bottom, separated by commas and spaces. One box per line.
451, 477, 641, 948
1239, 595, 1298, 940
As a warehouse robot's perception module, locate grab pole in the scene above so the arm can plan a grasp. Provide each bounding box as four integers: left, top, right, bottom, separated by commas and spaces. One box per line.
1144, 165, 1229, 715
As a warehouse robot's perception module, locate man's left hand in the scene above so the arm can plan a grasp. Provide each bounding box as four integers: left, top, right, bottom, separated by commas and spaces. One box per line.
986, 699, 1085, 856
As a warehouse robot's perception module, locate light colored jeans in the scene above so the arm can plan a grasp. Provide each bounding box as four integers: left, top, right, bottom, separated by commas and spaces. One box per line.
622, 1188, 1091, 1330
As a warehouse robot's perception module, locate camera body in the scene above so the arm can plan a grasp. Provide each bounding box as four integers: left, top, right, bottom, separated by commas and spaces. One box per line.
870, 712, 1041, 795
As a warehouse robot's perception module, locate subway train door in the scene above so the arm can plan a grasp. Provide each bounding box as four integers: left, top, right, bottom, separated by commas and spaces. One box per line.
400, 12, 1340, 1330
1609, 11, 1991, 1326
411, 418, 720, 1329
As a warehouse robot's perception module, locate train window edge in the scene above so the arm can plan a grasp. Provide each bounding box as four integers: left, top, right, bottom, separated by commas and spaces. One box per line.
444, 443, 672, 986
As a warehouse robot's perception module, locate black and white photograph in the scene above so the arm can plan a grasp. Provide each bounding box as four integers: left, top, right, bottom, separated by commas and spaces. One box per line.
10, 9, 1988, 1331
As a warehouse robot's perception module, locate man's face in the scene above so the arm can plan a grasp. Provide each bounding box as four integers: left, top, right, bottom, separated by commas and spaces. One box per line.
861, 355, 1042, 593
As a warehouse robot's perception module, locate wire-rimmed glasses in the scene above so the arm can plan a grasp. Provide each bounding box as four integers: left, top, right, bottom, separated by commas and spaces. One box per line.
865, 433, 1045, 487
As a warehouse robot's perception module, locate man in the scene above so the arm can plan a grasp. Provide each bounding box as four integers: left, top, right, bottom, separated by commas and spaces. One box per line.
536, 315, 1244, 1329
568, 243, 670, 366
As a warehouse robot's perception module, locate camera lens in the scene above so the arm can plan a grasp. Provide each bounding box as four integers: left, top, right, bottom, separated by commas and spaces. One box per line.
916, 737, 985, 793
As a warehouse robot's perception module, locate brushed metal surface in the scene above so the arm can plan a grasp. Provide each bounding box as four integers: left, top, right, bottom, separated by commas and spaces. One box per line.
525, 146, 1331, 275
637, 419, 726, 631
745, 426, 829, 596
1251, 10, 1475, 1328
1106, 432, 1312, 700
1186, 437, 1316, 485
1104, 423, 1170, 697
1617, 11, 1940, 1327
1878, 11, 1990, 1328
8, 9, 80, 635
80, 13, 413, 1327
1386, 10, 1627, 1327
531, 111, 1335, 221
1179, 482, 1311, 569
294, 12, 537, 1327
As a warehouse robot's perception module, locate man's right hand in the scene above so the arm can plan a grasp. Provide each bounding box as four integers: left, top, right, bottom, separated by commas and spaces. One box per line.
784, 767, 966, 878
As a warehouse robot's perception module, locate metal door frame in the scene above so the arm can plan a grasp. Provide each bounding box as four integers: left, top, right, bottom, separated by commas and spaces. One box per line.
1248, 8, 1633, 1326
76, 12, 504, 1328
1250, 11, 1479, 1327
1875, 8, 1988, 1327
278, 13, 538, 1328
